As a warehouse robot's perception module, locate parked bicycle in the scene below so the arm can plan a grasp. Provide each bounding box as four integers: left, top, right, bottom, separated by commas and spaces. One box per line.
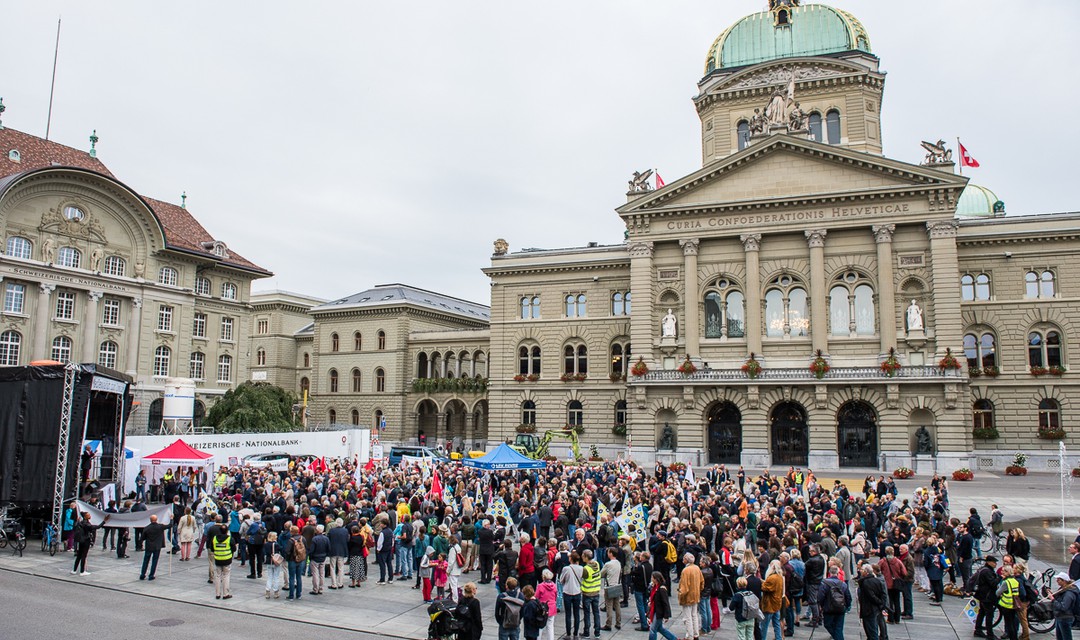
980, 529, 1007, 553
0, 515, 27, 556
40, 521, 59, 556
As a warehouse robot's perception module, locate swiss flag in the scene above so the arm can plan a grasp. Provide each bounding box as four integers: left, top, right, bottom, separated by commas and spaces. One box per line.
958, 141, 980, 168
655, 170, 665, 188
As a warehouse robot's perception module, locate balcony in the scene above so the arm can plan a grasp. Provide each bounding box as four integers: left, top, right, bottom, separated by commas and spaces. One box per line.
632, 366, 964, 385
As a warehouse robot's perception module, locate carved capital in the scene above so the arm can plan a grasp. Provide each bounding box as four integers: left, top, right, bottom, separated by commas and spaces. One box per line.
679, 238, 700, 256
804, 229, 827, 249
87, 290, 104, 302
740, 233, 762, 252
131, 297, 143, 309
926, 220, 959, 239
39, 283, 56, 296
628, 241, 654, 258
872, 224, 896, 244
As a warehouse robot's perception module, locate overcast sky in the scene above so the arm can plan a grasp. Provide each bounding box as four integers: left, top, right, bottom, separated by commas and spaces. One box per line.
2, 2, 1077, 306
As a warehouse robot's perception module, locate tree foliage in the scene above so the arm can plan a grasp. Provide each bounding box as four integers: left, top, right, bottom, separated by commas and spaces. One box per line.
207, 382, 298, 433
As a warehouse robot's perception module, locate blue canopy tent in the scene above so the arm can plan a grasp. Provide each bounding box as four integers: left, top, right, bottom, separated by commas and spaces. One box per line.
462, 443, 545, 470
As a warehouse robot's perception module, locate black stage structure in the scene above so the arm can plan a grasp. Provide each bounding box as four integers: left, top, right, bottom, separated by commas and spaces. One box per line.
0, 364, 133, 531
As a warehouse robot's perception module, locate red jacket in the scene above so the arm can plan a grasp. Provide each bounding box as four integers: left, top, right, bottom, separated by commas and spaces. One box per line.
518, 542, 535, 575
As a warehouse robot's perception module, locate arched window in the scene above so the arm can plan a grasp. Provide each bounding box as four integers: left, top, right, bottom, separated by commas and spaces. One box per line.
352, 368, 362, 392
102, 256, 126, 276
520, 296, 540, 319
964, 331, 997, 370
377, 330, 386, 350
765, 274, 809, 338
737, 120, 750, 150
961, 273, 992, 301
51, 336, 73, 362
351, 409, 360, 426
825, 109, 841, 144
256, 348, 266, 366
328, 408, 337, 425
567, 400, 584, 427
614, 400, 627, 427
417, 352, 429, 378
808, 112, 823, 142
563, 342, 588, 376
375, 368, 386, 392
98, 341, 118, 369
195, 277, 211, 296
973, 399, 994, 433
158, 267, 178, 286
5, 236, 31, 259
1039, 398, 1061, 433
374, 409, 384, 429
828, 272, 876, 336
329, 369, 339, 392
0, 330, 21, 366
1028, 328, 1063, 368
521, 400, 536, 426
153, 345, 170, 377
354, 332, 362, 351
1025, 270, 1056, 298
56, 246, 81, 268
217, 355, 232, 382
190, 352, 205, 379
302, 352, 310, 368
221, 283, 237, 300
300, 377, 309, 395
703, 278, 745, 339
330, 333, 339, 352
518, 344, 541, 376
565, 294, 586, 318
611, 292, 631, 316
610, 341, 631, 377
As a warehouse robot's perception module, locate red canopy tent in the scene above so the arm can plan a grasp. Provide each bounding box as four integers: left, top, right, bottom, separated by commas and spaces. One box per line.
139, 439, 215, 483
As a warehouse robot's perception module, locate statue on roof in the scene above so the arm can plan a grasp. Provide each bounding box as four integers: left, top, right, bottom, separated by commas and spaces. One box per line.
628, 169, 654, 194
788, 102, 808, 131
768, 0, 800, 8
920, 140, 953, 165
765, 70, 796, 128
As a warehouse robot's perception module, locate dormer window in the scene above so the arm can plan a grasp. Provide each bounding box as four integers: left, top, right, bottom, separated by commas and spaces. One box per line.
63, 206, 84, 221
7, 149, 19, 162
202, 240, 229, 258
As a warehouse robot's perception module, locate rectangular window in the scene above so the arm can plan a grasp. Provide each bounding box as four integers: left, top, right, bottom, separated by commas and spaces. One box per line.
193, 313, 207, 338
101, 298, 121, 326
98, 342, 117, 369
217, 355, 232, 382
3, 283, 25, 314
257, 319, 269, 334
190, 352, 205, 380
55, 291, 76, 320
221, 316, 234, 341
157, 305, 173, 332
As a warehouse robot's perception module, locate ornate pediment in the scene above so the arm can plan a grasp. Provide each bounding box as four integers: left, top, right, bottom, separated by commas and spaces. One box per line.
39, 204, 107, 242
714, 60, 864, 94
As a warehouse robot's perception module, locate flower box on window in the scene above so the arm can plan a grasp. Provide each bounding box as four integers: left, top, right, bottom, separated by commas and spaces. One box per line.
938, 348, 962, 371
1049, 365, 1067, 376
968, 367, 982, 378
972, 426, 1000, 440
612, 423, 627, 436
609, 373, 626, 382
1038, 426, 1066, 440
516, 424, 536, 434
1030, 366, 1048, 377
983, 366, 1000, 378
630, 357, 649, 377
527, 373, 540, 382
513, 374, 526, 382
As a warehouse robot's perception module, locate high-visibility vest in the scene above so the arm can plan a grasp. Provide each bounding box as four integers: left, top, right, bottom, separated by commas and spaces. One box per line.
998, 577, 1019, 609
212, 534, 233, 562
582, 564, 601, 595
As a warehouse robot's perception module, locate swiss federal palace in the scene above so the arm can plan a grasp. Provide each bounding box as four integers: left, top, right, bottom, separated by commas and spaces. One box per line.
2, 2, 1077, 472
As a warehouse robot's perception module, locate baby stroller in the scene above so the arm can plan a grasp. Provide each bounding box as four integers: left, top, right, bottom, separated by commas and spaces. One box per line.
427, 598, 464, 640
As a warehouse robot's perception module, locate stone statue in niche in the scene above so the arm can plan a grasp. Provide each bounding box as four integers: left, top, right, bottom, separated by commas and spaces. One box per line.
658, 422, 676, 450
661, 309, 678, 338
906, 299, 924, 331
90, 247, 104, 271
788, 102, 808, 131
133, 262, 145, 279
914, 425, 934, 455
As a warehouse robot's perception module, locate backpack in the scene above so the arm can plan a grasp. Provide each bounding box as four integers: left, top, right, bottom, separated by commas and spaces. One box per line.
246, 522, 265, 546
501, 591, 525, 629
741, 591, 765, 621
788, 570, 805, 595
531, 600, 550, 628
824, 581, 847, 614
291, 538, 308, 563
664, 540, 678, 564
969, 519, 985, 538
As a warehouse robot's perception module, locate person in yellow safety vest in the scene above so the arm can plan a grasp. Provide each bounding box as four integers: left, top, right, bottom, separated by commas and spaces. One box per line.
214, 471, 227, 490
211, 530, 236, 600
995, 564, 1025, 640
794, 469, 805, 496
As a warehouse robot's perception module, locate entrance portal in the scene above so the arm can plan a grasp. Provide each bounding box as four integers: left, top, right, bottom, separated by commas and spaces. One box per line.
837, 401, 878, 468
770, 401, 808, 466
707, 402, 741, 464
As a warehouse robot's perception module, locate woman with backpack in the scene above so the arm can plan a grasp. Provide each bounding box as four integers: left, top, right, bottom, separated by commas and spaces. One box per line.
522, 584, 547, 640
536, 569, 558, 640
730, 576, 760, 640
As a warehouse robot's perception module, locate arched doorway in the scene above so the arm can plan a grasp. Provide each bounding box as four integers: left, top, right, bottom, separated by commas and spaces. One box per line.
444, 399, 467, 451
707, 402, 741, 464
417, 399, 438, 445
148, 398, 164, 434
837, 401, 877, 468
770, 401, 808, 466
193, 400, 206, 431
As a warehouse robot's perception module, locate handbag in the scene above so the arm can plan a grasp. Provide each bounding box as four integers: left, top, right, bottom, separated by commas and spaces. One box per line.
605, 584, 622, 600
271, 552, 285, 566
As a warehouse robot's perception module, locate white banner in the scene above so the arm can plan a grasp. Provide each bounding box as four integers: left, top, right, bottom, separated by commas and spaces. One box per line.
125, 429, 370, 468
77, 500, 174, 527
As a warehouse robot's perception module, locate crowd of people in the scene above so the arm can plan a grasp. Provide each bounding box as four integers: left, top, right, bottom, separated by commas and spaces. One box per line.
56, 457, 1080, 640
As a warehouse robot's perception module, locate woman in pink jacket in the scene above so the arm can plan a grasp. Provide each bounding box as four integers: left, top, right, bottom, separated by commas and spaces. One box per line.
535, 568, 558, 640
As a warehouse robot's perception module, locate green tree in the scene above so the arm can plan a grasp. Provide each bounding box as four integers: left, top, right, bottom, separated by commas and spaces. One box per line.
206, 382, 298, 433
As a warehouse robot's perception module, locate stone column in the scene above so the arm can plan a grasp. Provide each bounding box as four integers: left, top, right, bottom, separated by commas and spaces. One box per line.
82, 290, 103, 363
125, 297, 143, 376
805, 229, 828, 354
740, 234, 763, 354
464, 412, 475, 450
680, 238, 700, 356
872, 224, 897, 353
926, 220, 963, 354
32, 283, 55, 359
628, 241, 655, 363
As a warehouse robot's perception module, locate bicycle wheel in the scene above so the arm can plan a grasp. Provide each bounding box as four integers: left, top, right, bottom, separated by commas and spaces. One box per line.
49, 537, 58, 556
1029, 612, 1055, 635
14, 535, 26, 552
0, 532, 7, 549
979, 532, 994, 553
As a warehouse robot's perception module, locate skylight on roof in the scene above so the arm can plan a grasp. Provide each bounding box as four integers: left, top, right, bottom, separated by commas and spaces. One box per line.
359, 297, 370, 302
382, 295, 394, 300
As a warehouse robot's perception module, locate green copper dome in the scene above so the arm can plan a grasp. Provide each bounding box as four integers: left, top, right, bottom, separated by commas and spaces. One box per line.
705, 3, 871, 73
956, 184, 1005, 218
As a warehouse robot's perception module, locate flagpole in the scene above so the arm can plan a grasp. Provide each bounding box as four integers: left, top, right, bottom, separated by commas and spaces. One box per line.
45, 17, 61, 140
956, 137, 963, 176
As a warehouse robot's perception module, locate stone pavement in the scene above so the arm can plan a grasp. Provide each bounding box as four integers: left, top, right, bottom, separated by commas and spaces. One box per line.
0, 469, 1075, 639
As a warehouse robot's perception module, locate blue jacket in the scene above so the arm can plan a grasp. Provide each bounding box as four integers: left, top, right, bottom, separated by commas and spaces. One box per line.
923, 545, 944, 580
309, 533, 331, 563
328, 526, 350, 557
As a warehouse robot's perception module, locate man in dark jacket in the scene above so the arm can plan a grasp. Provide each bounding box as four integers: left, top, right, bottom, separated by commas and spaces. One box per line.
818, 566, 852, 640
957, 524, 976, 591
857, 564, 887, 640
327, 522, 350, 589
478, 519, 497, 584
804, 544, 827, 627
308, 525, 331, 594
631, 551, 654, 631
973, 556, 1000, 639
140, 514, 167, 581
538, 502, 554, 540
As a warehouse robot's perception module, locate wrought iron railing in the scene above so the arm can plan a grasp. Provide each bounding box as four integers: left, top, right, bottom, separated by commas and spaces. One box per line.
632, 366, 963, 383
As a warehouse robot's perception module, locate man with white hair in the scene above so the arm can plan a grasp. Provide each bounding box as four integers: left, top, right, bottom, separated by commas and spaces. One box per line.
678, 552, 704, 639
308, 524, 331, 595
